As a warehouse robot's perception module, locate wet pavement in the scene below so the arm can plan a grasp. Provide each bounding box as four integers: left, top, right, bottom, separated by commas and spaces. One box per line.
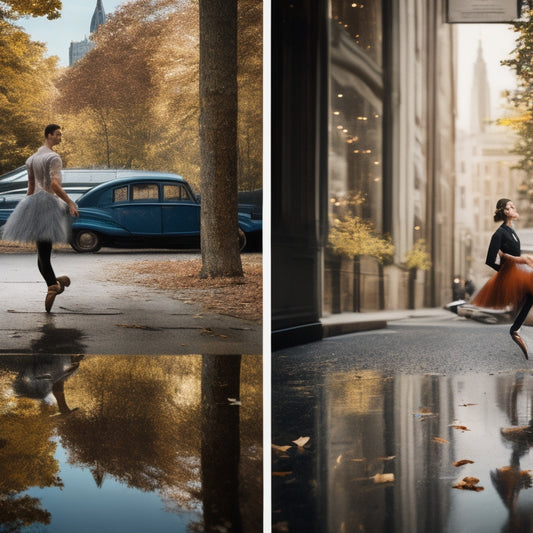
0, 251, 261, 355
0, 353, 262, 532
272, 316, 533, 533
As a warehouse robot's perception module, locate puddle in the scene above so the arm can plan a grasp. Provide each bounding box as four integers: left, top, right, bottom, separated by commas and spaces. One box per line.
0, 354, 262, 532
272, 370, 533, 532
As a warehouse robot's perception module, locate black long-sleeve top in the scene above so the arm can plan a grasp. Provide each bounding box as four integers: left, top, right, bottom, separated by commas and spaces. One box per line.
485, 223, 521, 271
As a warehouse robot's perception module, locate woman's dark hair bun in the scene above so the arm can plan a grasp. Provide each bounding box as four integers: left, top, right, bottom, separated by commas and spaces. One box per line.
494, 198, 512, 222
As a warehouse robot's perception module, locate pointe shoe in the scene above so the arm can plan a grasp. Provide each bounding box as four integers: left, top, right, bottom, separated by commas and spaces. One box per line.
45, 276, 71, 313
56, 276, 71, 291
511, 330, 529, 360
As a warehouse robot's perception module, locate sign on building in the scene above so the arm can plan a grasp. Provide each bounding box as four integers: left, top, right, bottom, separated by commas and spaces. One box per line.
447, 0, 520, 23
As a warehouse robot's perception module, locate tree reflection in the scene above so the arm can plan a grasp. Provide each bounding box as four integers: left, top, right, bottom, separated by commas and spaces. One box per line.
58, 356, 202, 505
201, 354, 242, 532
0, 354, 262, 531
492, 374, 533, 532
0, 355, 75, 530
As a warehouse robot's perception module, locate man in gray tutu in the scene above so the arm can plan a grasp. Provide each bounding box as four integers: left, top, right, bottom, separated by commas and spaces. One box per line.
3, 124, 79, 312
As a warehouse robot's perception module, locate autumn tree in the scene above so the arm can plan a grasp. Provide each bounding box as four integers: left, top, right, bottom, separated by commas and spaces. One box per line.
0, 0, 61, 20
329, 215, 394, 311
56, 0, 200, 183
237, 1, 262, 191
0, 21, 58, 172
501, 5, 533, 187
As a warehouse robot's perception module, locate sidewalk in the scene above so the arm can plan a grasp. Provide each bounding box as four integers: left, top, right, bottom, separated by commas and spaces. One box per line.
0, 252, 262, 355
320, 307, 453, 338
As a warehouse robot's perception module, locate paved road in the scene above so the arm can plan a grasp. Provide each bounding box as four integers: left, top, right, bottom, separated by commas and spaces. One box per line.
275, 309, 533, 375
272, 311, 533, 533
0, 249, 261, 355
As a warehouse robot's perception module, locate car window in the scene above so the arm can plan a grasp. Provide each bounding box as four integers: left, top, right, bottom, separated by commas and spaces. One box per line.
113, 186, 128, 203
163, 184, 192, 201
131, 183, 159, 202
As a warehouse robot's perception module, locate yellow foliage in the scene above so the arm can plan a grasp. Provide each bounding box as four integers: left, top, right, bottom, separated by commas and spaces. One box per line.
404, 239, 432, 271
328, 215, 394, 263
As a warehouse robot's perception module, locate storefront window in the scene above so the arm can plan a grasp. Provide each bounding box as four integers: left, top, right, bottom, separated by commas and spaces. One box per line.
325, 0, 384, 315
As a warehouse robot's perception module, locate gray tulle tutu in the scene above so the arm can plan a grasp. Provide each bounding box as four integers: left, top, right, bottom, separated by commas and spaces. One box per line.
2, 190, 71, 243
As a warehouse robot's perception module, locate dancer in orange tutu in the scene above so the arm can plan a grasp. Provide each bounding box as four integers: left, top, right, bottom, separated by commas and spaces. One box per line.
471, 199, 533, 359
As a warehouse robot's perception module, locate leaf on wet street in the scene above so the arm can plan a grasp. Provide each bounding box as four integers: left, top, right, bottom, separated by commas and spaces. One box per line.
453, 477, 484, 491
414, 407, 436, 419
451, 425, 470, 432
372, 473, 394, 484
378, 456, 396, 461
292, 436, 310, 447
227, 398, 241, 406
454, 459, 474, 467
433, 437, 449, 444
272, 471, 293, 478
272, 444, 292, 453
459, 403, 477, 407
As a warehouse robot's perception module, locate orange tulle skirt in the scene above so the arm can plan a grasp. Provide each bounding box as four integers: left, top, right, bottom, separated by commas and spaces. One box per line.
471, 261, 533, 310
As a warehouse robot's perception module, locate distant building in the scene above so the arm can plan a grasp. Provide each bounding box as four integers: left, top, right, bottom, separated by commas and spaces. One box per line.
454, 40, 524, 288
69, 0, 106, 66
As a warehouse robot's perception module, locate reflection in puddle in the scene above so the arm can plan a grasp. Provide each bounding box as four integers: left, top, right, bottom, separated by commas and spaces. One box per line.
0, 354, 262, 532
272, 370, 533, 532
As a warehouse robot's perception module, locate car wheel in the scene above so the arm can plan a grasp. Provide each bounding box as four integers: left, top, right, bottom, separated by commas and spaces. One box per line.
71, 230, 102, 253
238, 228, 247, 251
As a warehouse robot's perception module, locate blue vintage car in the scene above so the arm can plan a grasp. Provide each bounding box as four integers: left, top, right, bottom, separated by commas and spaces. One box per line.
69, 173, 262, 253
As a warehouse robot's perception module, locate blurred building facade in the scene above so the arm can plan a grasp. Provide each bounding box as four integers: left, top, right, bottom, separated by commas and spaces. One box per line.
272, 0, 456, 348
454, 40, 525, 291
69, 0, 106, 66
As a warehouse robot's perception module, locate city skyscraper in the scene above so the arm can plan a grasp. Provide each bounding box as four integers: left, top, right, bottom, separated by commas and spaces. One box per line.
69, 0, 106, 66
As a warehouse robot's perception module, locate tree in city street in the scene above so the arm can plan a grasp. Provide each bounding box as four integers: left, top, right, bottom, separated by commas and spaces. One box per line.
329, 215, 394, 311
199, 0, 243, 278
403, 239, 432, 310
501, 4, 533, 201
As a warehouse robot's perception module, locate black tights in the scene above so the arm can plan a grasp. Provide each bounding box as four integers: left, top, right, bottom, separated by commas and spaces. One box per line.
36, 241, 57, 287
511, 293, 533, 332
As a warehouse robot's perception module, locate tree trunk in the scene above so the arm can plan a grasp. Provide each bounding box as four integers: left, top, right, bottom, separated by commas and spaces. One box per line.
199, 0, 243, 277
408, 267, 417, 309
353, 256, 361, 312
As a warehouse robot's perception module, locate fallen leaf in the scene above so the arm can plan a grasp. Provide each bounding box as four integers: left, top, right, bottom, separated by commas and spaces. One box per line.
451, 425, 470, 432
433, 437, 449, 444
453, 476, 484, 491
372, 473, 395, 484
378, 456, 396, 461
272, 444, 292, 453
454, 459, 474, 467
227, 398, 241, 406
272, 471, 293, 478
459, 403, 477, 407
292, 436, 310, 447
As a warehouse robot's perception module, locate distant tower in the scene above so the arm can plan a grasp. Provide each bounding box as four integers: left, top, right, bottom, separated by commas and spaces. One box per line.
90, 0, 106, 34
470, 39, 491, 133
69, 0, 107, 66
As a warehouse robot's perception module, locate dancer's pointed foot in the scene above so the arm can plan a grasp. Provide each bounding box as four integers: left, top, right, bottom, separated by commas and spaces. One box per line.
511, 330, 529, 360
45, 276, 71, 313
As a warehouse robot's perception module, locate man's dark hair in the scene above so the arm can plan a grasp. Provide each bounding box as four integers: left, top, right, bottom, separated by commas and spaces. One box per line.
44, 124, 61, 138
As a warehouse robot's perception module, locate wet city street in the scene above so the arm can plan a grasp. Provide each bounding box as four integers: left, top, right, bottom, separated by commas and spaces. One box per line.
0, 354, 262, 532
272, 312, 533, 533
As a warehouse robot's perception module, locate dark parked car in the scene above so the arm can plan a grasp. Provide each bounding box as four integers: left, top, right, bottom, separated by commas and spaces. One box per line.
69, 173, 262, 253
0, 167, 137, 226
0, 169, 262, 252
